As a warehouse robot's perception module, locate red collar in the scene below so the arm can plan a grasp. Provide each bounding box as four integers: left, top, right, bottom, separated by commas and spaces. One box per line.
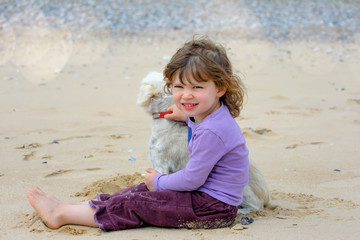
152, 112, 172, 119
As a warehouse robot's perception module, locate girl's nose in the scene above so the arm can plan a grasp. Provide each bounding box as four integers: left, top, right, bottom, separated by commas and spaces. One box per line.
182, 89, 193, 99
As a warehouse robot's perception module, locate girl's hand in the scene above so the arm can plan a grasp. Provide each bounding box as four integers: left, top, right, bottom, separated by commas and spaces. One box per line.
144, 168, 159, 191
164, 104, 187, 122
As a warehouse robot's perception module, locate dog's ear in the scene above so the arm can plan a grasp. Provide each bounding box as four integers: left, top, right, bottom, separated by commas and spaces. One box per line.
136, 72, 165, 107
136, 83, 157, 107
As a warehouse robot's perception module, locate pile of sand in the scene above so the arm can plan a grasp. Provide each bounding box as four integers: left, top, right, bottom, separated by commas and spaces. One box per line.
74, 172, 144, 200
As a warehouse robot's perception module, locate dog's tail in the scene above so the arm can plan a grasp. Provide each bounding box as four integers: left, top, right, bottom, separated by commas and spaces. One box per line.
238, 159, 271, 214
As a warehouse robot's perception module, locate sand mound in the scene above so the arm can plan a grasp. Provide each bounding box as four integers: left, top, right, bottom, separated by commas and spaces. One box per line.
74, 172, 144, 200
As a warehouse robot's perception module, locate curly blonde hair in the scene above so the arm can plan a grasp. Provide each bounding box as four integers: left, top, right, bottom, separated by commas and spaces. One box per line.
163, 37, 246, 118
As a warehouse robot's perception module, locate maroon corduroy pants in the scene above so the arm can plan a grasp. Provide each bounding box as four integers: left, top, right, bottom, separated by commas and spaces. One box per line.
89, 183, 237, 231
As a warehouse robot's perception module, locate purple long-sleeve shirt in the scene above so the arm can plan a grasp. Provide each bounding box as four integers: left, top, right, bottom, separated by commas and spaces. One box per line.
153, 104, 249, 206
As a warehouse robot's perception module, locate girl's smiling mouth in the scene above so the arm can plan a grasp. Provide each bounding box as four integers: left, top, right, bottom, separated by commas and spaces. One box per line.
182, 103, 198, 110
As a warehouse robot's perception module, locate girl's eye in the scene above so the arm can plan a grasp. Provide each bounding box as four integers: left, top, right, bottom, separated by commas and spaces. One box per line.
193, 86, 202, 89
173, 85, 183, 89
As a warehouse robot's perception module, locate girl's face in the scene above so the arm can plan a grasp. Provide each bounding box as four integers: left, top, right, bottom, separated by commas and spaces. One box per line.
172, 72, 226, 123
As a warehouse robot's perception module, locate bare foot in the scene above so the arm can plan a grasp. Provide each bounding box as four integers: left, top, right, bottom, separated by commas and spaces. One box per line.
26, 187, 65, 229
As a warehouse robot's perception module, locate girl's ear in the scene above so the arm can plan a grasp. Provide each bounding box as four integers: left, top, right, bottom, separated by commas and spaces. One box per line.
216, 87, 227, 98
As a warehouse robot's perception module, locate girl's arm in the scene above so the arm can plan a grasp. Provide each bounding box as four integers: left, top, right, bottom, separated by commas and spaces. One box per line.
153, 130, 226, 192
164, 104, 187, 122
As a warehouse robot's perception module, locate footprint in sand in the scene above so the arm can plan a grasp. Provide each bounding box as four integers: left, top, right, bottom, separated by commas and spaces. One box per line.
16, 143, 42, 149
270, 95, 288, 100
306, 107, 322, 113
265, 110, 282, 115
15, 143, 42, 161
54, 136, 92, 142
347, 99, 360, 105
109, 134, 130, 139
23, 151, 36, 161
271, 106, 322, 117
97, 111, 112, 117
85, 168, 102, 171
41, 155, 53, 160
45, 169, 74, 177
243, 127, 273, 137
51, 134, 129, 142
23, 153, 52, 161
347, 99, 360, 111
285, 141, 327, 149
45, 168, 102, 178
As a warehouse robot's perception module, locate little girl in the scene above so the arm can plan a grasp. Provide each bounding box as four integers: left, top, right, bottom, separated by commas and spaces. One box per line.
27, 37, 249, 231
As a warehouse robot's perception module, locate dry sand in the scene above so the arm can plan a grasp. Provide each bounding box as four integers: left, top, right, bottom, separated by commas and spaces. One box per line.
0, 37, 359, 239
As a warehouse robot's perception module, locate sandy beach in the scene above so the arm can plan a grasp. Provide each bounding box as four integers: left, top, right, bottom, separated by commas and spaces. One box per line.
1, 1, 360, 239
0, 37, 359, 239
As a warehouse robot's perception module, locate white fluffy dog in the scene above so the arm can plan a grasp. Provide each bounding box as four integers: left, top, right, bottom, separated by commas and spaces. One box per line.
137, 72, 270, 214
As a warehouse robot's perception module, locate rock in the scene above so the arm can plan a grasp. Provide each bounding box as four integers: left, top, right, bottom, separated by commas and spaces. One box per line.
232, 223, 248, 230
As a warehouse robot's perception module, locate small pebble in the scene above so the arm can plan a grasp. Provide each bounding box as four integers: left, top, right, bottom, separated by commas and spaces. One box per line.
333, 169, 341, 172
128, 156, 136, 161
84, 154, 94, 158
240, 216, 254, 225
232, 223, 247, 230
335, 88, 345, 91
49, 140, 59, 144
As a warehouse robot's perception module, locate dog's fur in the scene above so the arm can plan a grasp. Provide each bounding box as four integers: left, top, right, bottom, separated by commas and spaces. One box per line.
137, 72, 270, 213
